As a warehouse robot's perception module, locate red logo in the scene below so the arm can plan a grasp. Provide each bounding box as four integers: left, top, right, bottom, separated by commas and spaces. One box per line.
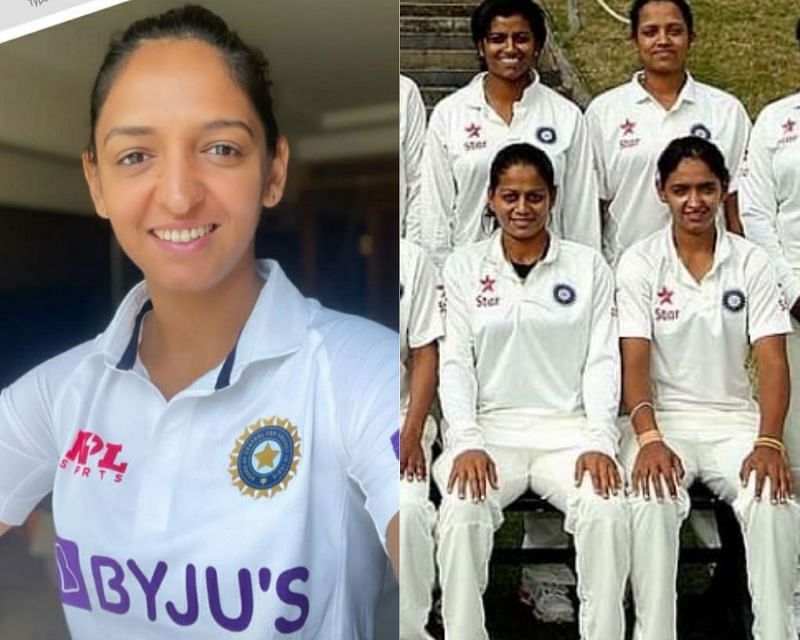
783, 118, 796, 134
480, 275, 496, 293
620, 119, 636, 136
657, 286, 674, 305
59, 430, 128, 483
465, 122, 481, 138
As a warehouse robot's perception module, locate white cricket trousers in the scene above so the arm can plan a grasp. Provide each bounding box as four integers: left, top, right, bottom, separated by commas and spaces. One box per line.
621, 413, 800, 640
433, 443, 630, 640
784, 321, 800, 490
400, 416, 437, 640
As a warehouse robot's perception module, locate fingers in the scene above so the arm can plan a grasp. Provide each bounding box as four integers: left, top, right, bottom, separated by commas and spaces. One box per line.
651, 469, 665, 502
574, 457, 585, 486
673, 455, 685, 482
754, 468, 766, 501
663, 466, 678, 501
609, 463, 622, 495
488, 459, 499, 490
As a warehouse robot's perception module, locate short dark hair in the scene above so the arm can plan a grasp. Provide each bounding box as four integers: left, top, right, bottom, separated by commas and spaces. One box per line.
629, 0, 694, 38
471, 0, 548, 49
87, 4, 278, 161
489, 142, 556, 195
657, 136, 729, 188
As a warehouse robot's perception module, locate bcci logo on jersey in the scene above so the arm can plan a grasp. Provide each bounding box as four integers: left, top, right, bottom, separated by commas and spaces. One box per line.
229, 417, 302, 498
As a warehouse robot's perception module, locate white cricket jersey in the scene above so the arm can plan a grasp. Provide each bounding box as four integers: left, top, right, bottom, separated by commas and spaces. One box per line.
616, 225, 790, 413
0, 260, 398, 639
439, 231, 620, 458
585, 72, 751, 265
739, 91, 800, 306
400, 74, 427, 242
400, 240, 444, 416
419, 71, 600, 268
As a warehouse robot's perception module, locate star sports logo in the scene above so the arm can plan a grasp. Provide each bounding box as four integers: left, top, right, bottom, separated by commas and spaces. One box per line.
783, 118, 796, 134
620, 119, 636, 136
465, 122, 481, 138
657, 286, 673, 305
480, 275, 495, 293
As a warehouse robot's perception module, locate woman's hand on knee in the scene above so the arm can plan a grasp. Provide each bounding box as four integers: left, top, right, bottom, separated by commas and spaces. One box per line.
575, 452, 621, 499
631, 442, 684, 501
447, 450, 499, 503
740, 447, 794, 504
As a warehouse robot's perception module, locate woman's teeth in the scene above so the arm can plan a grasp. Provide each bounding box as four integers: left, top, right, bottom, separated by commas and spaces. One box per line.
153, 224, 214, 243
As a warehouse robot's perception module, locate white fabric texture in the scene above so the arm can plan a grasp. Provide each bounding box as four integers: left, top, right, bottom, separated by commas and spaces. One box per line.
401, 74, 427, 242
616, 225, 791, 412
439, 231, 620, 458
419, 71, 599, 268
433, 443, 629, 640
620, 417, 800, 640
586, 72, 750, 265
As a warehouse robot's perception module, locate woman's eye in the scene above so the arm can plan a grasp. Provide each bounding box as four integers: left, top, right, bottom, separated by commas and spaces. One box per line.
119, 152, 148, 166
208, 144, 240, 157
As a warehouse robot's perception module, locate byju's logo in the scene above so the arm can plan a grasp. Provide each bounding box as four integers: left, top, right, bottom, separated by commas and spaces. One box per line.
59, 430, 129, 483
54, 536, 310, 633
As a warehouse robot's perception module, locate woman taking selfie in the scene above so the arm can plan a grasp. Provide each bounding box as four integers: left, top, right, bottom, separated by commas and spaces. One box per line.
617, 136, 800, 640
0, 6, 398, 639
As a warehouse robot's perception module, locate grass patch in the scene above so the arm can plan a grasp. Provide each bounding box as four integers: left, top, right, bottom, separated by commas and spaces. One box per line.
542, 0, 799, 116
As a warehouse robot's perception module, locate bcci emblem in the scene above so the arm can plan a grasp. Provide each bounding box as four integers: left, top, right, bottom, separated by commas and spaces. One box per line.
229, 417, 302, 498
722, 289, 746, 313
553, 283, 576, 305
690, 123, 711, 140
536, 126, 557, 144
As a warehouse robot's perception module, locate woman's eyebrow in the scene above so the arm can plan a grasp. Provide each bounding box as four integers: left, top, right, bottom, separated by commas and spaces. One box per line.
103, 119, 255, 146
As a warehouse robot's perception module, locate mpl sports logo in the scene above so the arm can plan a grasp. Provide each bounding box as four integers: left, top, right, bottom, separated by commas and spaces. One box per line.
59, 430, 129, 483
54, 535, 310, 633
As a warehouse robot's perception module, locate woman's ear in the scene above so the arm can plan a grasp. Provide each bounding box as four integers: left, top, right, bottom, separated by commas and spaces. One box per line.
262, 137, 290, 209
82, 150, 108, 219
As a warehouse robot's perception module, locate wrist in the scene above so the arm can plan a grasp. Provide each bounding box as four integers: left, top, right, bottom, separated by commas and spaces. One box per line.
637, 428, 663, 448
754, 435, 786, 457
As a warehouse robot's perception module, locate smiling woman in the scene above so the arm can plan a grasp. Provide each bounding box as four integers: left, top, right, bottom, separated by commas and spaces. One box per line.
0, 5, 398, 639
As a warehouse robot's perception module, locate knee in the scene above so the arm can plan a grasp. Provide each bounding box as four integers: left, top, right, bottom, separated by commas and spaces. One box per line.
438, 494, 494, 530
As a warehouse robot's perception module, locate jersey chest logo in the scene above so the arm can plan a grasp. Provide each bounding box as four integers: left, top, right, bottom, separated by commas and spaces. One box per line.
655, 285, 679, 321
229, 417, 302, 499
690, 123, 712, 140
59, 429, 129, 484
553, 283, 576, 305
463, 122, 487, 151
476, 274, 500, 307
722, 288, 746, 313
779, 118, 798, 146
536, 126, 557, 144
618, 118, 641, 149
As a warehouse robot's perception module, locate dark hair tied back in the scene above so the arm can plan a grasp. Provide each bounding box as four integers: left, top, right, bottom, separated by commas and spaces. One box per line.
656, 136, 729, 188
87, 4, 279, 161
629, 0, 694, 38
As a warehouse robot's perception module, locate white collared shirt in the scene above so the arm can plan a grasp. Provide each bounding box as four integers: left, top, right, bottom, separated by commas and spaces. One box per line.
439, 231, 619, 457
586, 72, 751, 265
419, 72, 600, 269
740, 91, 800, 306
616, 226, 790, 413
400, 74, 427, 242
400, 240, 443, 416
0, 260, 398, 639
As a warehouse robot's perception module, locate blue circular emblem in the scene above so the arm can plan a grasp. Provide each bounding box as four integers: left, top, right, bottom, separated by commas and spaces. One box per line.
690, 123, 711, 140
553, 283, 576, 305
237, 426, 295, 490
722, 288, 746, 313
536, 126, 557, 144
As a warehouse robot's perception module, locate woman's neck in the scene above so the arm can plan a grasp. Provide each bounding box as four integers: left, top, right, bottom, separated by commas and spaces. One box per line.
503, 230, 549, 266
673, 225, 716, 282
641, 69, 686, 110
139, 257, 264, 399
484, 72, 532, 122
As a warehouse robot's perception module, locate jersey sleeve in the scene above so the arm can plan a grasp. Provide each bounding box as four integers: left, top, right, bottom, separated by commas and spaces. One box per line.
740, 111, 800, 305
615, 248, 654, 339
327, 319, 398, 547
584, 102, 611, 202
581, 255, 621, 457
438, 255, 484, 455
0, 365, 60, 526
408, 246, 444, 348
722, 99, 752, 195
745, 245, 793, 343
559, 111, 601, 251
419, 105, 456, 270
402, 79, 427, 244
